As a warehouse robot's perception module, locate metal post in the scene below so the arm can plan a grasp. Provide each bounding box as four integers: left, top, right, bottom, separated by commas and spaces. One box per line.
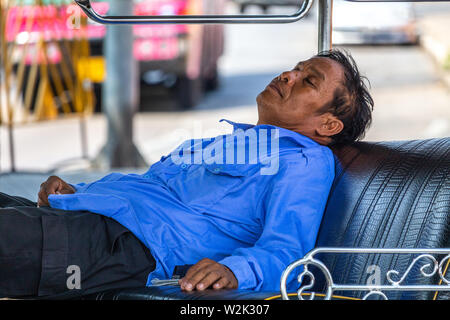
79, 115, 88, 159
7, 123, 15, 172
93, 0, 147, 169
318, 0, 333, 53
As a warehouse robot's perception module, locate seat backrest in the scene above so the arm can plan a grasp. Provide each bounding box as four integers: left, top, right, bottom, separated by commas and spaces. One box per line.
313, 138, 450, 300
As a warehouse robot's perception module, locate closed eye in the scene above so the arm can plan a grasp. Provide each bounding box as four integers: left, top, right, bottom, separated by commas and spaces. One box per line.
304, 77, 316, 88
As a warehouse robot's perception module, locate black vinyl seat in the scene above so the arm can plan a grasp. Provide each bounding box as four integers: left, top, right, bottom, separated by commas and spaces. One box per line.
313, 138, 450, 300
85, 137, 450, 300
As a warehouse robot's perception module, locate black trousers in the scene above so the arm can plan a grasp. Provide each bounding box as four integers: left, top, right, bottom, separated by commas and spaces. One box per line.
0, 192, 156, 299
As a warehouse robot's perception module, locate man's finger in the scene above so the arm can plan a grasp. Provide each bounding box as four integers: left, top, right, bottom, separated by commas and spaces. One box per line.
37, 197, 48, 207
213, 277, 230, 290
37, 189, 49, 206
38, 183, 58, 207
195, 270, 223, 291
45, 179, 61, 194
181, 263, 215, 291
42, 179, 62, 201
180, 259, 238, 292
181, 267, 209, 291
59, 186, 74, 194
183, 258, 211, 278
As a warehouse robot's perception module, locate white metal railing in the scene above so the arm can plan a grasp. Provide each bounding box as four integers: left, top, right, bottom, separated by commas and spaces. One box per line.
280, 247, 450, 300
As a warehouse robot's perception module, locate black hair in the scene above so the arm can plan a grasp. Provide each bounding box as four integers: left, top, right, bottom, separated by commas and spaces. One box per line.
316, 49, 374, 145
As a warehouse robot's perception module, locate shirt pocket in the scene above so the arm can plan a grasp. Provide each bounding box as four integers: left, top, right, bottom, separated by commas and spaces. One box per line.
165, 162, 254, 211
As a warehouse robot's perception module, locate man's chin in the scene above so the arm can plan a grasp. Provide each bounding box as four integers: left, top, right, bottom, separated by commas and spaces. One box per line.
256, 90, 276, 107
256, 91, 265, 104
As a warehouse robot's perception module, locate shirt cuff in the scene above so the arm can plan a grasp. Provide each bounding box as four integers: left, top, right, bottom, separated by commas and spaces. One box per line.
218, 255, 258, 290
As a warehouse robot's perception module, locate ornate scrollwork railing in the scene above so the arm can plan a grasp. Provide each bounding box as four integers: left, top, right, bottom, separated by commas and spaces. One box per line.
280, 248, 450, 300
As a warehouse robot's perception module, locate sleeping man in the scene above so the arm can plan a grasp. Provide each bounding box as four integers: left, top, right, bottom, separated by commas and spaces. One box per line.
0, 49, 373, 298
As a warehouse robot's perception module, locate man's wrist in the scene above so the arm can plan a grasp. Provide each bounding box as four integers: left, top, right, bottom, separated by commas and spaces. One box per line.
219, 255, 257, 290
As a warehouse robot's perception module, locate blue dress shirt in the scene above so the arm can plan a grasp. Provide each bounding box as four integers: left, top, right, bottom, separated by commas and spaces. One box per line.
48, 119, 335, 291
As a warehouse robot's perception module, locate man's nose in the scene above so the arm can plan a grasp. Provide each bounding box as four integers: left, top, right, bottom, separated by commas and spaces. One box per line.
279, 71, 296, 86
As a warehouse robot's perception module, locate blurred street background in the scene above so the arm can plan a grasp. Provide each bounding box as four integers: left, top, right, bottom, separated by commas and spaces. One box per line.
0, 0, 449, 200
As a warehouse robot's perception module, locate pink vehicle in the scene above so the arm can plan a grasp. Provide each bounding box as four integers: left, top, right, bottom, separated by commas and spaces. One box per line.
6, 0, 225, 110
85, 0, 225, 110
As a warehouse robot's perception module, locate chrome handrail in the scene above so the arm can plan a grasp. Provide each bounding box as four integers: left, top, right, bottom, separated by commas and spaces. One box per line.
280, 247, 450, 300
74, 0, 314, 25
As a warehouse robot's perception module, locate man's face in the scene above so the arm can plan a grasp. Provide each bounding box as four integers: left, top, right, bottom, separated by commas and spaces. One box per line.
256, 56, 345, 144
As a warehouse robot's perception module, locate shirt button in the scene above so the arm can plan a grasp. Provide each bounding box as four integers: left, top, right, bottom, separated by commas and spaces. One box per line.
143, 174, 150, 179
181, 164, 187, 169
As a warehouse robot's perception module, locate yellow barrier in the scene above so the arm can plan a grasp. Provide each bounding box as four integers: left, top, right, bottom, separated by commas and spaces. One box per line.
0, 0, 95, 125
0, 0, 95, 170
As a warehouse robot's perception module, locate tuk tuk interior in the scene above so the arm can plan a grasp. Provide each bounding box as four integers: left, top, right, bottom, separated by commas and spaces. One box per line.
1, 0, 449, 300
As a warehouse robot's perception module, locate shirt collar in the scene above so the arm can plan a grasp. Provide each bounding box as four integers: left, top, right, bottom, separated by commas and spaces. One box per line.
219, 119, 255, 131
219, 119, 319, 148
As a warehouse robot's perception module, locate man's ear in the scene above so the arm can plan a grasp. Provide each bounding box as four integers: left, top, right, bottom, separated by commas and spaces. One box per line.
317, 114, 344, 138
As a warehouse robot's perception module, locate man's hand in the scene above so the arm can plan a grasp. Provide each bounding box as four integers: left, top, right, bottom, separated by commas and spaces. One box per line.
179, 258, 238, 291
37, 175, 75, 207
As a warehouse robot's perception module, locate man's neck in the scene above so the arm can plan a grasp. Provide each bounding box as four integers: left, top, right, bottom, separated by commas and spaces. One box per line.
257, 120, 331, 146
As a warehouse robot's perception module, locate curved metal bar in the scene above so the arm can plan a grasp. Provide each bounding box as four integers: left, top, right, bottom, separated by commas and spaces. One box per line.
280, 248, 450, 300
386, 254, 438, 286
280, 254, 334, 300
74, 0, 314, 25
362, 290, 388, 300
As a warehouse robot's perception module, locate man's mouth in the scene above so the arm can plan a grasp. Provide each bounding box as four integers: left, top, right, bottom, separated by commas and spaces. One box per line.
268, 82, 283, 97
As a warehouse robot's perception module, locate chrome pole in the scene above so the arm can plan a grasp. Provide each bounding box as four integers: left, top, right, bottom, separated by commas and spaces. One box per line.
93, 0, 147, 169
317, 0, 333, 53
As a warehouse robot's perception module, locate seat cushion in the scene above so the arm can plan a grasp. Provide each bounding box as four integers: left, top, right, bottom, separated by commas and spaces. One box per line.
82, 286, 279, 300
314, 137, 450, 300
